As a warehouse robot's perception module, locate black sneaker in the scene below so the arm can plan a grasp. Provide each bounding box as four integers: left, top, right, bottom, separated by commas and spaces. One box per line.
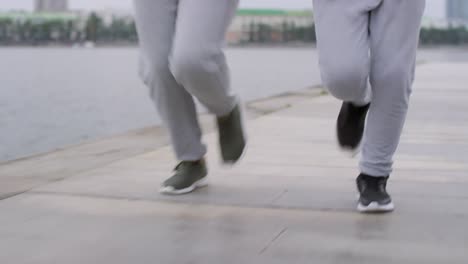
356, 174, 394, 213
337, 102, 370, 151
217, 104, 246, 164
160, 159, 208, 195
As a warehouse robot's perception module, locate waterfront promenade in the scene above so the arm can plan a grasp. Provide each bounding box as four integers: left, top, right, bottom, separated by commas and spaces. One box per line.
1, 62, 468, 263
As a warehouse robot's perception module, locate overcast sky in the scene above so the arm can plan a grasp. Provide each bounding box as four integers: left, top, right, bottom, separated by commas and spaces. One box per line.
0, 0, 445, 18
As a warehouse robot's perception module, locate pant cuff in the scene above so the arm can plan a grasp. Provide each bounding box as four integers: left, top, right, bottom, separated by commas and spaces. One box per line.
359, 162, 392, 177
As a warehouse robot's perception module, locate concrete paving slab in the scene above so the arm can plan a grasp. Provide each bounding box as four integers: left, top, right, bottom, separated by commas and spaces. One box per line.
1, 194, 467, 264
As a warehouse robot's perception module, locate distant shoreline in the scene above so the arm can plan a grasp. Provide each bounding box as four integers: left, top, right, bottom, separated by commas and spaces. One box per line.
0, 42, 317, 48
2, 43, 468, 49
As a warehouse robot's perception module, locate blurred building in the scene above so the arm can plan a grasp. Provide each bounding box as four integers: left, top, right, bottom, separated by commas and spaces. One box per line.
35, 0, 69, 13
421, 0, 468, 28
447, 0, 468, 22
227, 9, 313, 44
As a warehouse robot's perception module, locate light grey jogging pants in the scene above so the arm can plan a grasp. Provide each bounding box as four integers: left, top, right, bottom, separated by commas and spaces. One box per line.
133, 0, 239, 161
313, 0, 425, 176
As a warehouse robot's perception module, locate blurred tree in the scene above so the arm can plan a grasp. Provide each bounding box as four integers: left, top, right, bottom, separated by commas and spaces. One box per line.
0, 18, 13, 43
248, 21, 256, 43
258, 23, 272, 43
85, 12, 103, 42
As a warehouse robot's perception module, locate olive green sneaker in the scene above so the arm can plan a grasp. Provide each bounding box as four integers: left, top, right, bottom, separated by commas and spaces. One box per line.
160, 159, 208, 195
217, 104, 246, 164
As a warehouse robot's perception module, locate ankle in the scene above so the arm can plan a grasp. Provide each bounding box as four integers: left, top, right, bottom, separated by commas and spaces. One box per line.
359, 173, 389, 178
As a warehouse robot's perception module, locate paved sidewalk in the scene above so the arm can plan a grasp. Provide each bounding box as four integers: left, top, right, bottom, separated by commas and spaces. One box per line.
1, 62, 468, 263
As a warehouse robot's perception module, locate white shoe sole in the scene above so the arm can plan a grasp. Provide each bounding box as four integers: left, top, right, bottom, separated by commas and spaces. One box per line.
357, 201, 395, 213
159, 178, 208, 195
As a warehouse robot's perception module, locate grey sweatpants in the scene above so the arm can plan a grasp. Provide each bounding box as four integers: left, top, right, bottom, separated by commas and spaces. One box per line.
313, 0, 425, 176
133, 0, 239, 161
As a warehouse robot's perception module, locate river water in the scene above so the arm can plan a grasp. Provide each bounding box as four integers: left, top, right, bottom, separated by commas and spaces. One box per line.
0, 47, 321, 161
2, 46, 468, 162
